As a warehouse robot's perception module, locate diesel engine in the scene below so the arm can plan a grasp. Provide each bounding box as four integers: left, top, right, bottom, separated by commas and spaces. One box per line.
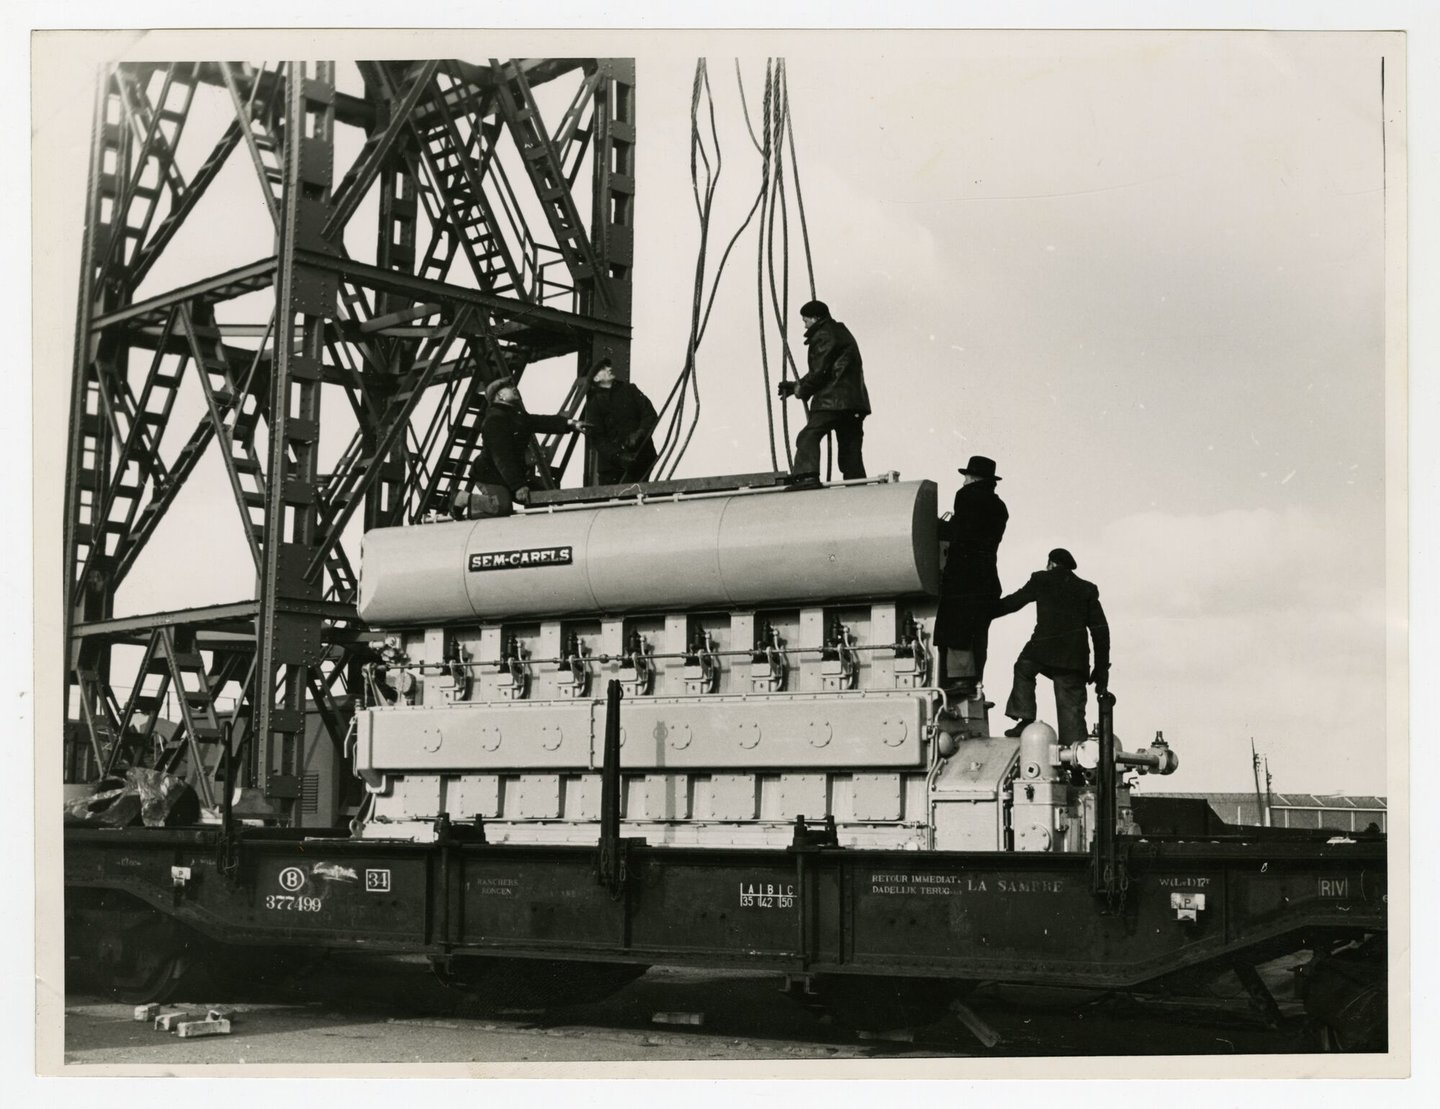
352, 475, 1175, 850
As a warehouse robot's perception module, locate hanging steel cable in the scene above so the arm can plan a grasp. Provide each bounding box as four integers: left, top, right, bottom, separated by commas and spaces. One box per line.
653, 60, 765, 478
764, 61, 801, 470
783, 72, 817, 300
753, 62, 783, 470
649, 57, 819, 480
773, 64, 827, 476
757, 60, 819, 474
651, 61, 722, 476
734, 58, 764, 154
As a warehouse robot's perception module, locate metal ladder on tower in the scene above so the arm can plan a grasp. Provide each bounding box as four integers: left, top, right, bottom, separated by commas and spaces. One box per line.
74, 652, 127, 781
395, 61, 524, 295
413, 325, 522, 518
72, 312, 188, 609
490, 58, 608, 305
182, 305, 358, 600
97, 627, 226, 809
219, 62, 288, 228
180, 304, 271, 570
109, 63, 202, 273
152, 627, 227, 809
529, 371, 593, 487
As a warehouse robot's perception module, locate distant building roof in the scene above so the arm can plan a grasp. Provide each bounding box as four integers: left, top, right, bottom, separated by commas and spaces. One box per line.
1138, 791, 1386, 833
1144, 792, 1386, 809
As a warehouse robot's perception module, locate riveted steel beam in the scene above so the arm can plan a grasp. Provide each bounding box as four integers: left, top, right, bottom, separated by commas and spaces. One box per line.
64, 57, 635, 829
293, 249, 631, 338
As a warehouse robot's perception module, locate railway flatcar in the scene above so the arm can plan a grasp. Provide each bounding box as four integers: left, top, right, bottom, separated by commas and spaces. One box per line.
64, 472, 1387, 1046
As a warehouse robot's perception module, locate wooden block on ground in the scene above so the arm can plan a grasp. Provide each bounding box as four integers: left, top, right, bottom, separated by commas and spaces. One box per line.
651, 1011, 705, 1026
154, 1010, 206, 1032
950, 999, 1002, 1048
207, 1006, 236, 1023
133, 1004, 160, 1022
176, 1018, 232, 1038
857, 1029, 915, 1042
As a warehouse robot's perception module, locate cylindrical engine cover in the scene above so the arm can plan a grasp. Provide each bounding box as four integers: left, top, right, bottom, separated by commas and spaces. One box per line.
359, 480, 939, 625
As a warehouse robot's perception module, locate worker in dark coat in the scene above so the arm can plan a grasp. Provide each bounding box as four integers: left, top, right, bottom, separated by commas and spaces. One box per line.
993, 547, 1110, 745
582, 359, 659, 485
934, 456, 1008, 697
776, 300, 870, 483
464, 378, 579, 516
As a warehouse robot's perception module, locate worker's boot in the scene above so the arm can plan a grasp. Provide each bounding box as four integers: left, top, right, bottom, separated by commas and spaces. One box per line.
1004, 719, 1033, 738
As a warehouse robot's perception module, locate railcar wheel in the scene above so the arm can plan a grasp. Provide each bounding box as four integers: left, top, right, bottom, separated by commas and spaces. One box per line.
201, 944, 323, 998
432, 956, 649, 1009
811, 974, 960, 1032
66, 897, 206, 1004
1298, 935, 1387, 1053
1313, 1022, 1358, 1053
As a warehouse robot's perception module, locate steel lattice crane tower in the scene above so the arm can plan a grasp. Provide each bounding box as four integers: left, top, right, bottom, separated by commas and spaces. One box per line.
62, 59, 635, 823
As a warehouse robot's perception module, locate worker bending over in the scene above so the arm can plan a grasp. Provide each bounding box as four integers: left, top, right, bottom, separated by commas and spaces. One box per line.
776, 300, 870, 484
462, 378, 582, 517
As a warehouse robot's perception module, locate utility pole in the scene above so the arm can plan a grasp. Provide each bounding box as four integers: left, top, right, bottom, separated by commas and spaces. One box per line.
1250, 739, 1272, 828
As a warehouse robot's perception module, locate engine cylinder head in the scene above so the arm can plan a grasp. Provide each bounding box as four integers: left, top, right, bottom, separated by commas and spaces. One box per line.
359, 480, 939, 625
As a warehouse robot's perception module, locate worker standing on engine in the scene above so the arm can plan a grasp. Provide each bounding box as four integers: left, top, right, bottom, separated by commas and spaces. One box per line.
993, 548, 1110, 744
582, 358, 659, 485
776, 300, 870, 484
463, 378, 581, 516
935, 455, 1008, 697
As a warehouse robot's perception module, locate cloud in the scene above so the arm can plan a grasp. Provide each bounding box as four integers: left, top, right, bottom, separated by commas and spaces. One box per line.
1095, 506, 1383, 618
1020, 505, 1391, 794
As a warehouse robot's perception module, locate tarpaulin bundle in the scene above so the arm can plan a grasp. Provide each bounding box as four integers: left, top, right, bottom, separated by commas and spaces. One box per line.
64, 767, 201, 828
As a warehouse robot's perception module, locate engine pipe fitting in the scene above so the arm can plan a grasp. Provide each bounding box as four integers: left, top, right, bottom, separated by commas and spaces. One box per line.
1017, 721, 1061, 782
621, 629, 655, 695
596, 680, 626, 894
1092, 690, 1124, 904
1114, 742, 1180, 776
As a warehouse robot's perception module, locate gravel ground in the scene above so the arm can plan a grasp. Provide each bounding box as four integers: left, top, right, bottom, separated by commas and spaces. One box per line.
62, 953, 1327, 1070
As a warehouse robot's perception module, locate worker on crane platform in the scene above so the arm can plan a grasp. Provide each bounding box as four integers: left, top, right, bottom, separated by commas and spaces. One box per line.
777, 300, 871, 484
582, 358, 659, 485
462, 378, 582, 516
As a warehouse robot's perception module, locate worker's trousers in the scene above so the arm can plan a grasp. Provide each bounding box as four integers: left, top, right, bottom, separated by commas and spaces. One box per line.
597, 441, 659, 486
793, 410, 866, 480
1005, 655, 1088, 745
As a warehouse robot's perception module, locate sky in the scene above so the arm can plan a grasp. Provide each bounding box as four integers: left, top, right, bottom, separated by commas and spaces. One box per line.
28, 27, 1402, 798
622, 33, 1396, 797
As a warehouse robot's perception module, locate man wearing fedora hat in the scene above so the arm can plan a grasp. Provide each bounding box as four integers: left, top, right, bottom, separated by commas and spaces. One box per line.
993, 547, 1110, 745
462, 378, 582, 517
935, 455, 1009, 698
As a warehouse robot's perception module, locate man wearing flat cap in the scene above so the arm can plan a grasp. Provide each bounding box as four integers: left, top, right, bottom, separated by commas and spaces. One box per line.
582, 358, 659, 485
776, 299, 870, 483
993, 547, 1110, 744
934, 455, 1009, 698
463, 378, 582, 517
